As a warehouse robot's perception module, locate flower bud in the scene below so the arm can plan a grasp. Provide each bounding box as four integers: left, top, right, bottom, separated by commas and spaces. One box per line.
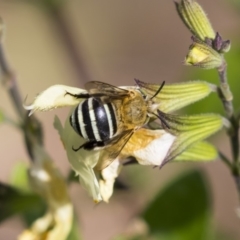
175, 0, 215, 41
174, 141, 218, 162
185, 39, 223, 69
159, 113, 224, 165
135, 79, 216, 113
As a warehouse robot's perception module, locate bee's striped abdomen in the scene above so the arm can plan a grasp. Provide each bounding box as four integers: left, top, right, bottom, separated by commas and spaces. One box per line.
70, 97, 117, 142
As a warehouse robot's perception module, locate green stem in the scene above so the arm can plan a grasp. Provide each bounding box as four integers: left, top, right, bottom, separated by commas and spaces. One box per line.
217, 59, 240, 206
219, 151, 232, 168
217, 61, 239, 163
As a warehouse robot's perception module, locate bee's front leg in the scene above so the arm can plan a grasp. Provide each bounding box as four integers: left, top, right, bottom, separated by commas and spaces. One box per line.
65, 91, 106, 99
65, 91, 90, 99
72, 141, 106, 151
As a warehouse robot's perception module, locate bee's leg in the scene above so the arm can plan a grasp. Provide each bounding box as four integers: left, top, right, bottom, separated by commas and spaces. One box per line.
72, 141, 105, 151
157, 109, 170, 129
65, 91, 90, 99
65, 91, 106, 99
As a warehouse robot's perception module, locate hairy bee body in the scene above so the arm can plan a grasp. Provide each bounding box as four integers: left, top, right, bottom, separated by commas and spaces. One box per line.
70, 97, 118, 142
70, 90, 148, 144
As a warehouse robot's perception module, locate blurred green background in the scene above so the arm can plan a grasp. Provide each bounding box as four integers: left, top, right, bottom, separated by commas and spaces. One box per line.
0, 0, 240, 239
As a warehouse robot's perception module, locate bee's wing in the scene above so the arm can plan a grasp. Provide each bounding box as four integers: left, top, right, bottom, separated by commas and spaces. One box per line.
95, 129, 134, 170
85, 81, 129, 97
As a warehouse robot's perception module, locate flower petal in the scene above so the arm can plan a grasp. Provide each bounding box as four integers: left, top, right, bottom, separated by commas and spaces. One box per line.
54, 115, 102, 202
99, 158, 122, 202
24, 85, 87, 115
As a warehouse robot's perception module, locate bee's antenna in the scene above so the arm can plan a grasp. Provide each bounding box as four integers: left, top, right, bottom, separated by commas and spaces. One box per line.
150, 81, 165, 100
134, 78, 147, 98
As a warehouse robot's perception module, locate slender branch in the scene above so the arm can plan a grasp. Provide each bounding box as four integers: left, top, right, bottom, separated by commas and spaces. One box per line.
219, 151, 232, 168
0, 44, 25, 119
47, 6, 92, 84
233, 175, 240, 202
217, 61, 233, 118
217, 61, 239, 164
0, 20, 43, 161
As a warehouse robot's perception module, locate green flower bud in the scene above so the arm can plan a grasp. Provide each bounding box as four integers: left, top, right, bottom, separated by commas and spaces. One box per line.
174, 141, 218, 162
175, 0, 215, 41
135, 79, 216, 113
185, 39, 223, 69
157, 113, 223, 166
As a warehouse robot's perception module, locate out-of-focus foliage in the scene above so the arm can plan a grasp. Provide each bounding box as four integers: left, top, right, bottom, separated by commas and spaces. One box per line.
115, 169, 236, 240
66, 216, 82, 240
0, 163, 46, 225
0, 163, 82, 239
142, 169, 213, 240
0, 182, 45, 223
228, 0, 240, 8
0, 108, 5, 123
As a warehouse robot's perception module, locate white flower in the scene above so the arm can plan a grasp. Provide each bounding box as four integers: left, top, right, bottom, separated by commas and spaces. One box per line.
25, 81, 223, 202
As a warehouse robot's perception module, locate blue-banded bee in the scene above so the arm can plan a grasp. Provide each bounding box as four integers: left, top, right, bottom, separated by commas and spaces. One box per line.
67, 80, 168, 169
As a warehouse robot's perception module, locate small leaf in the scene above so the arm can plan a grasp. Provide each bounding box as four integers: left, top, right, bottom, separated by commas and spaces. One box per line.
142, 169, 213, 240
174, 141, 218, 162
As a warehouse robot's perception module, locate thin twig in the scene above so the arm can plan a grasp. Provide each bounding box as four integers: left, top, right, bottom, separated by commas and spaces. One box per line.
219, 151, 232, 169
217, 61, 239, 165
48, 6, 92, 84
0, 20, 43, 161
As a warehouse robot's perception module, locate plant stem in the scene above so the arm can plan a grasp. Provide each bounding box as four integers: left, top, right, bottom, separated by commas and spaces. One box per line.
47, 6, 92, 84
217, 61, 239, 163
219, 151, 232, 168
0, 22, 43, 161
0, 44, 25, 119
217, 60, 240, 205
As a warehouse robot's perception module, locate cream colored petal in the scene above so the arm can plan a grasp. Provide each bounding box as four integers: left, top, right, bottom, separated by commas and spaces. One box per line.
54, 115, 102, 202
24, 85, 87, 115
99, 158, 122, 202
18, 204, 73, 240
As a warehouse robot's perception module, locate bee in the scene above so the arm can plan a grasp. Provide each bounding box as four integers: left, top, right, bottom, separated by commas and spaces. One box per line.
67, 80, 168, 169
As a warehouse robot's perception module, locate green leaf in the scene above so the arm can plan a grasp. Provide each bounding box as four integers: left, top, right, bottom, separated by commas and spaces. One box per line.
142, 169, 213, 240
174, 141, 218, 162
0, 182, 44, 223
